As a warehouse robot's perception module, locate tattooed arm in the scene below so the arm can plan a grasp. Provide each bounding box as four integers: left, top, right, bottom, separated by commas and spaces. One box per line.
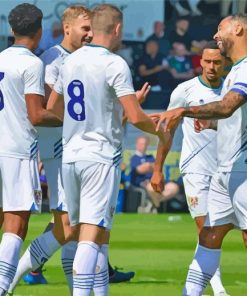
152, 91, 246, 132
182, 91, 246, 119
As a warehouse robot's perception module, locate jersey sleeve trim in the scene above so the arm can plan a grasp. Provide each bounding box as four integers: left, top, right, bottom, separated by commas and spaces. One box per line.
230, 82, 247, 100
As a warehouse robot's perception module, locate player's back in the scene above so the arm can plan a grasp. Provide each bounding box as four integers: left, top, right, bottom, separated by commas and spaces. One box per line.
0, 46, 44, 159
55, 44, 134, 165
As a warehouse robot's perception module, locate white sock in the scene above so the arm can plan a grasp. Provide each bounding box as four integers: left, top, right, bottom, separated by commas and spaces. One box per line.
182, 244, 221, 296
93, 244, 109, 296
61, 240, 77, 295
73, 241, 100, 296
8, 230, 60, 293
0, 233, 23, 291
210, 267, 226, 294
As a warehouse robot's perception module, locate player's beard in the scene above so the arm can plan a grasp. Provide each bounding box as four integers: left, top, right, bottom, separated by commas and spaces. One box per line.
219, 38, 234, 58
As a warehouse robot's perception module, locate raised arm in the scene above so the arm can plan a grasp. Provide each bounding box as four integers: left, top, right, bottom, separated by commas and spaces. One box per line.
154, 90, 246, 132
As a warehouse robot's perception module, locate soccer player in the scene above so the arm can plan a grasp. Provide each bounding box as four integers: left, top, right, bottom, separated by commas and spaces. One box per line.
47, 4, 166, 295
151, 14, 247, 295
151, 41, 229, 296
7, 6, 93, 295
0, 3, 62, 295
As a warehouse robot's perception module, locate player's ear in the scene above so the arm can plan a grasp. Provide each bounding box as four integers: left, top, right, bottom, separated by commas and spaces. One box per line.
63, 23, 70, 35
235, 22, 243, 36
115, 23, 122, 37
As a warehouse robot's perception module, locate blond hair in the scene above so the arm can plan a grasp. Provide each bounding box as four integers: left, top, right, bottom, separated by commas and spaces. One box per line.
62, 5, 92, 23
92, 4, 122, 34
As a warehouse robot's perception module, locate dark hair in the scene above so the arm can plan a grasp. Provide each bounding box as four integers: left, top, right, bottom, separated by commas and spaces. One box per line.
203, 40, 219, 50
8, 3, 43, 37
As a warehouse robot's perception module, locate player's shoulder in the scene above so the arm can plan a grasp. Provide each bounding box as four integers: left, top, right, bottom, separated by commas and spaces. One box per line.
173, 76, 198, 94
40, 45, 66, 64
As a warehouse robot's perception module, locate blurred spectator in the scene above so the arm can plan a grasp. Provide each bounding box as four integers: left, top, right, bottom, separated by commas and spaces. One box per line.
116, 43, 134, 66
130, 136, 180, 212
191, 40, 208, 75
169, 0, 202, 16
145, 21, 171, 56
138, 40, 173, 91
168, 18, 192, 52
169, 42, 194, 86
36, 21, 63, 55
219, 0, 247, 16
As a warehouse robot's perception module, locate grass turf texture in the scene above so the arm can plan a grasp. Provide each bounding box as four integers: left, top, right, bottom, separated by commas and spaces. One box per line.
6, 213, 247, 296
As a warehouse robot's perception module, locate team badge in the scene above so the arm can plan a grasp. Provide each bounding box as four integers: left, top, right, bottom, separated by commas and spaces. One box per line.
34, 190, 42, 212
187, 196, 199, 208
199, 99, 204, 105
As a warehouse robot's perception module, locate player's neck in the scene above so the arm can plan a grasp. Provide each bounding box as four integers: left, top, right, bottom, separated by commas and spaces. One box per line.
60, 40, 74, 53
14, 38, 36, 51
229, 41, 247, 64
91, 36, 112, 51
200, 74, 221, 89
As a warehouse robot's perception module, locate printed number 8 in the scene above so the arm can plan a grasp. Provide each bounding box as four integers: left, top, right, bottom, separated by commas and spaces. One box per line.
0, 72, 5, 111
67, 80, 85, 121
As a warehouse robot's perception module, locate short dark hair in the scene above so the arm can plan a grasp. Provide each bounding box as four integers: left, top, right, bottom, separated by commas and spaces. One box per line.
8, 3, 43, 37
203, 40, 219, 50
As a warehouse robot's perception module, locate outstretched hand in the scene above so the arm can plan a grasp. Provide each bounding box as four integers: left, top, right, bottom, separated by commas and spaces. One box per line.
151, 171, 165, 193
136, 82, 151, 105
149, 107, 184, 132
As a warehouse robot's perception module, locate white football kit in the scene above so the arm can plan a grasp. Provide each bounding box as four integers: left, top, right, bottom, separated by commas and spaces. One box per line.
205, 57, 247, 229
168, 76, 222, 218
54, 44, 135, 228
0, 46, 44, 212
38, 45, 70, 211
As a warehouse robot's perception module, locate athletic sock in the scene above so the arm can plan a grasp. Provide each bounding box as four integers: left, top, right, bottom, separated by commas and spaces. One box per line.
210, 267, 226, 294
61, 240, 77, 295
182, 244, 221, 296
33, 222, 55, 273
73, 241, 100, 296
0, 233, 23, 292
8, 230, 60, 293
93, 244, 109, 296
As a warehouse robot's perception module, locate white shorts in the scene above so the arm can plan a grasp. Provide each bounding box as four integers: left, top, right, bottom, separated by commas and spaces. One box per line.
42, 158, 67, 212
0, 157, 42, 212
205, 171, 247, 230
62, 160, 121, 230
183, 173, 211, 219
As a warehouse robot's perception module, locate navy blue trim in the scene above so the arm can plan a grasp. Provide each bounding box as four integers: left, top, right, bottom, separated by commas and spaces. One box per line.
230, 88, 247, 100
59, 44, 71, 54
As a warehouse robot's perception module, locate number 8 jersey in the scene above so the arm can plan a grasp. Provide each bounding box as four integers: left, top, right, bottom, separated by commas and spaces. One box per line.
54, 44, 135, 166
0, 46, 45, 159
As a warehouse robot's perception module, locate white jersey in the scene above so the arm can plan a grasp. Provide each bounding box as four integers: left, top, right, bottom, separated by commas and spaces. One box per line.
217, 57, 247, 172
54, 44, 135, 165
37, 45, 70, 160
168, 76, 222, 175
0, 46, 44, 159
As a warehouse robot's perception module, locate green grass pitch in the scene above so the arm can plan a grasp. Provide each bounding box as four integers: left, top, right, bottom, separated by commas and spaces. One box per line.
7, 213, 247, 296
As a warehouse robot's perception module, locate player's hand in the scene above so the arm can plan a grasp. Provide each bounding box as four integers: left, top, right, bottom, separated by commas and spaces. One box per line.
151, 171, 165, 193
136, 82, 151, 105
194, 119, 211, 133
149, 107, 184, 132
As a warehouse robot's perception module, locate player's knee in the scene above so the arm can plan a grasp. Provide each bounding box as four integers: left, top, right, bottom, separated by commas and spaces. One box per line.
4, 211, 30, 239
198, 227, 222, 249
